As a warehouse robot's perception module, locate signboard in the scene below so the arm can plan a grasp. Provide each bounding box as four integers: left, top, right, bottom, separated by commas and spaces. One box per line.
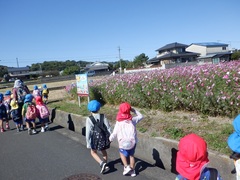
75, 74, 89, 97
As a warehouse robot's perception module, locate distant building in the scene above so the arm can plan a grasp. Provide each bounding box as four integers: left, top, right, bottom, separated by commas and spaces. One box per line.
186, 42, 232, 64
7, 67, 42, 79
147, 42, 199, 68
85, 62, 109, 72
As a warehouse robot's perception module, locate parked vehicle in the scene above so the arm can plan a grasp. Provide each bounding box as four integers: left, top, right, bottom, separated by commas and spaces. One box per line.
87, 71, 95, 76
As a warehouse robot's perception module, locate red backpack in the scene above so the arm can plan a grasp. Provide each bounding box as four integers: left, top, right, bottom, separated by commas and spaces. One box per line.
26, 103, 37, 119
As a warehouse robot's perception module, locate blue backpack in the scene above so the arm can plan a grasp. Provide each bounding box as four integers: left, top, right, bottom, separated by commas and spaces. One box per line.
176, 167, 221, 180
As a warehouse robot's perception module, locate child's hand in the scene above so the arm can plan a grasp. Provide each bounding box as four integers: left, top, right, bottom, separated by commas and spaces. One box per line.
131, 108, 136, 113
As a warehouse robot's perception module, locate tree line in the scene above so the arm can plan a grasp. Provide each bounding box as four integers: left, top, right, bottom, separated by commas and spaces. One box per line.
0, 53, 150, 78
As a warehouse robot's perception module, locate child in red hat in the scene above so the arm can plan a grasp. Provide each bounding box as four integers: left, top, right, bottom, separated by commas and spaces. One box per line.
109, 102, 143, 177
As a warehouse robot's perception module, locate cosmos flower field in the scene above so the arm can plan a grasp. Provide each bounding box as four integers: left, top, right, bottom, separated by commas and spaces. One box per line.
89, 61, 240, 118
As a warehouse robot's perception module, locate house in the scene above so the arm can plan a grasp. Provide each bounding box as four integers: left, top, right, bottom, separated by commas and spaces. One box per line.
186, 42, 232, 64
85, 62, 109, 72
8, 67, 30, 79
7, 67, 42, 79
147, 42, 199, 68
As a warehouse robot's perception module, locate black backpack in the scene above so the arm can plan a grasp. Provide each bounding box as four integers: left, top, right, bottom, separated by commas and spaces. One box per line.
89, 114, 110, 151
0, 103, 7, 117
11, 109, 21, 122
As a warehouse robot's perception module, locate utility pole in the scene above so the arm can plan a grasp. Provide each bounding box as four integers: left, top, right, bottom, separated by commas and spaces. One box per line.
118, 46, 122, 73
16, 58, 19, 67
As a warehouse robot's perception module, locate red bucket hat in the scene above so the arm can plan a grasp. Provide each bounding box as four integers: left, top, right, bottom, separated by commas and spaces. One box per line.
35, 96, 44, 105
176, 133, 209, 180
116, 102, 132, 121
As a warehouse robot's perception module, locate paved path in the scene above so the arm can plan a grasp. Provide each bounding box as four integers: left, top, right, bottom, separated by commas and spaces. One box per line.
0, 120, 176, 180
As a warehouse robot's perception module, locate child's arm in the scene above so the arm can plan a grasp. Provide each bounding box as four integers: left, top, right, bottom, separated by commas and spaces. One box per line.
131, 108, 144, 124
109, 122, 118, 142
85, 117, 92, 149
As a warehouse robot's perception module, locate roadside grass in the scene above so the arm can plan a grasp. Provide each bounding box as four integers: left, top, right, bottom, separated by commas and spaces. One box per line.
48, 96, 234, 156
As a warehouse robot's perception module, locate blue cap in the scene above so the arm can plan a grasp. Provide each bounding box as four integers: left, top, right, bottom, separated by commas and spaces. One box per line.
24, 94, 33, 103
5, 90, 11, 96
33, 85, 38, 90
0, 93, 3, 101
43, 84, 47, 89
87, 100, 101, 112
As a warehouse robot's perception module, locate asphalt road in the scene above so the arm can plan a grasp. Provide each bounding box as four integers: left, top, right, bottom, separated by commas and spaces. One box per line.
0, 120, 176, 180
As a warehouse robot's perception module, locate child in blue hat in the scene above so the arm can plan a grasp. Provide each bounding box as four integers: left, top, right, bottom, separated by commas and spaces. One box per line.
0, 93, 7, 132
228, 114, 240, 179
85, 100, 112, 174
22, 94, 37, 135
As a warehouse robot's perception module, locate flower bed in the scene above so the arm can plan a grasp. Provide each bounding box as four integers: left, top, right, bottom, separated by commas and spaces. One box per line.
89, 61, 240, 118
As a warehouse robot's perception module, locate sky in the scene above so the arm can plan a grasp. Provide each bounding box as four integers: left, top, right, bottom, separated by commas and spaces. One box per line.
0, 0, 240, 67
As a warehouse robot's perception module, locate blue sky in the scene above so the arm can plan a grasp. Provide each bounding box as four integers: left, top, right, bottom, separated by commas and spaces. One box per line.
0, 0, 240, 67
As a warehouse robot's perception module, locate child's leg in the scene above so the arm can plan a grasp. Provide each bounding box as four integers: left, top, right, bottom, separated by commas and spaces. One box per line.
119, 152, 128, 167
101, 150, 108, 163
6, 119, 10, 129
91, 149, 102, 164
26, 121, 30, 129
0, 119, 4, 132
32, 121, 36, 129
129, 155, 135, 169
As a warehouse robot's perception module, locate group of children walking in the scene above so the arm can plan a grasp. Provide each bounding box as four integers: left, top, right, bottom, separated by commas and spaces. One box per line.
0, 79, 50, 134
85, 100, 240, 179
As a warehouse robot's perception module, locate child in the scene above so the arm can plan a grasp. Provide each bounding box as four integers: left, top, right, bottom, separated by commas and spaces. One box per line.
228, 114, 240, 180
42, 84, 49, 104
32, 85, 41, 98
10, 98, 22, 132
109, 102, 144, 177
176, 133, 222, 180
22, 94, 37, 135
3, 90, 12, 130
85, 100, 111, 174
35, 96, 50, 132
0, 93, 7, 132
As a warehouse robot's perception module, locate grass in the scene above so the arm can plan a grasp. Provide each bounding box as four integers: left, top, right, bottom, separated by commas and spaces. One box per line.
48, 95, 234, 156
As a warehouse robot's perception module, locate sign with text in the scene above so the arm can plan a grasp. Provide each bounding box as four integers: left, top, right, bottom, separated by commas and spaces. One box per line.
75, 74, 89, 97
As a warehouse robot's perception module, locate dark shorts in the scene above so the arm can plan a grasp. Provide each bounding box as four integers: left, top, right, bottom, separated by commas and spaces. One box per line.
25, 118, 35, 123
39, 117, 49, 123
119, 144, 136, 157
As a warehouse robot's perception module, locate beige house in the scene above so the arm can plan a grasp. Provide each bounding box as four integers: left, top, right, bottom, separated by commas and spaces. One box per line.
186, 42, 232, 64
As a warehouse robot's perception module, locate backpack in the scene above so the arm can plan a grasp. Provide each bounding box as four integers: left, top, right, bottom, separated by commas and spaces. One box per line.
0, 103, 7, 117
38, 104, 49, 119
118, 120, 136, 150
25, 103, 37, 120
16, 87, 27, 103
11, 109, 21, 122
90, 114, 110, 150
176, 167, 219, 180
32, 89, 41, 97
42, 89, 48, 95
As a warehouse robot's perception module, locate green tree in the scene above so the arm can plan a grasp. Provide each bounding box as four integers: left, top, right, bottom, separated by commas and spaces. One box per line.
132, 53, 149, 68
231, 50, 240, 60
0, 66, 8, 78
62, 66, 80, 75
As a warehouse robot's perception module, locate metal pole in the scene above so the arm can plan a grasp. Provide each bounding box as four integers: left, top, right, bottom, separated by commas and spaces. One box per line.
118, 46, 122, 73
16, 58, 19, 67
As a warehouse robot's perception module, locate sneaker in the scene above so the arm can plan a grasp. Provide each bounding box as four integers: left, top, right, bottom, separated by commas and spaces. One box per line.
100, 162, 107, 174
44, 125, 49, 131
6, 123, 10, 130
32, 129, 37, 134
41, 127, 45, 132
20, 125, 24, 131
16, 128, 20, 132
1, 128, 5, 133
123, 165, 132, 175
28, 129, 32, 135
130, 170, 136, 177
